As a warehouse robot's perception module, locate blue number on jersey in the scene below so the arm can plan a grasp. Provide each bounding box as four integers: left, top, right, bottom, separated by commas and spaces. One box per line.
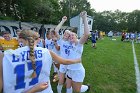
46, 44, 48, 49
14, 60, 42, 90
14, 64, 25, 89
65, 49, 70, 56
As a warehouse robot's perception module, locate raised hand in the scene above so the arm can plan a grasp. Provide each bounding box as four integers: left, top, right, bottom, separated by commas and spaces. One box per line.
80, 11, 87, 19
62, 16, 67, 22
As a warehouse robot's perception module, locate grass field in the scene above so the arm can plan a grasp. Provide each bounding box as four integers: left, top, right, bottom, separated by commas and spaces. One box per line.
51, 36, 140, 93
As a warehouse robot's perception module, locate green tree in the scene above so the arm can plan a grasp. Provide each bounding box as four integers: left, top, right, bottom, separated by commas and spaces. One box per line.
60, 0, 93, 25
127, 10, 140, 32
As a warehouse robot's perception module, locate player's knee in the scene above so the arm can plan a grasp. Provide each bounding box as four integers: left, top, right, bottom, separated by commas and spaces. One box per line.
73, 87, 80, 93
73, 89, 80, 93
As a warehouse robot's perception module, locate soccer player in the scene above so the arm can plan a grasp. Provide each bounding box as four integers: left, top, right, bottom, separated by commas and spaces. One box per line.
66, 11, 90, 93
0, 29, 81, 93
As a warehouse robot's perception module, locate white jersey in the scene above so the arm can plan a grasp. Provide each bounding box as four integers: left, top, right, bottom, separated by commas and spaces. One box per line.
52, 40, 60, 55
125, 33, 129, 39
138, 34, 140, 39
58, 39, 72, 72
3, 46, 53, 93
45, 38, 54, 50
67, 41, 84, 70
58, 39, 71, 58
130, 33, 135, 39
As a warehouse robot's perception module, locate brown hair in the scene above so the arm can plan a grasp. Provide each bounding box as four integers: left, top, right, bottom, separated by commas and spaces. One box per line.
46, 30, 50, 35
19, 29, 39, 78
2, 31, 10, 36
46, 30, 53, 40
51, 30, 59, 38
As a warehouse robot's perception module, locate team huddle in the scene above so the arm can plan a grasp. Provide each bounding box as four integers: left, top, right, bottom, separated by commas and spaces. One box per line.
0, 11, 90, 93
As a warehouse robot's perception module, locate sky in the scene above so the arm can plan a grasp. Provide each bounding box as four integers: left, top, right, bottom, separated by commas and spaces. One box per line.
87, 0, 140, 12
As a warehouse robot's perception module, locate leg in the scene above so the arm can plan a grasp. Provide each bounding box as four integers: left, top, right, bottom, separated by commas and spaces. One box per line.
57, 65, 67, 93
57, 72, 66, 93
66, 76, 72, 93
71, 68, 85, 93
72, 81, 82, 93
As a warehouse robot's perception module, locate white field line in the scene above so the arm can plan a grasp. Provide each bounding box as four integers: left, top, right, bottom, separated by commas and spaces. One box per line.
132, 42, 140, 93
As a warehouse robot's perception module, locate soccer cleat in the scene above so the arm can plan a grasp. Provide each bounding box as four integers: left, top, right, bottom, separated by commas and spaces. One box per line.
86, 84, 90, 92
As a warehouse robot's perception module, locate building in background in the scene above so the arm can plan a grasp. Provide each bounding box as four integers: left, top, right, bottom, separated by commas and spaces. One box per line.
70, 15, 93, 38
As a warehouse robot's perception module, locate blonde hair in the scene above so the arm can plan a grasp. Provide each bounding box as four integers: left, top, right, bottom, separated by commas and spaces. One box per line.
71, 31, 78, 38
19, 29, 39, 78
63, 30, 70, 39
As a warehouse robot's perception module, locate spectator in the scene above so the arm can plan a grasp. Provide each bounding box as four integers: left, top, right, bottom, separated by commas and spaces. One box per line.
91, 31, 96, 48
39, 24, 46, 40
0, 31, 19, 52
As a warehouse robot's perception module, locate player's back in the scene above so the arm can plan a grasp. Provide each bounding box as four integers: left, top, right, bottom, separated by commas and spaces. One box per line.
2, 46, 53, 93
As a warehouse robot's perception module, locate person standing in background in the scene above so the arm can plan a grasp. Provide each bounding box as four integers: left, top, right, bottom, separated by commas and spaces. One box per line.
91, 31, 96, 48
0, 31, 19, 52
39, 24, 46, 40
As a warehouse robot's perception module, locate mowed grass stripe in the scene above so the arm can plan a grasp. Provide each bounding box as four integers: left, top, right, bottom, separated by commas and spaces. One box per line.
134, 43, 140, 70
132, 42, 140, 93
82, 37, 136, 93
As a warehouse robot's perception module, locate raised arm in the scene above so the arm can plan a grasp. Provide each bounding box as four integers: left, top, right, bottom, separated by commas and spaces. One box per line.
0, 53, 3, 92
49, 50, 81, 65
79, 11, 90, 44
55, 16, 67, 33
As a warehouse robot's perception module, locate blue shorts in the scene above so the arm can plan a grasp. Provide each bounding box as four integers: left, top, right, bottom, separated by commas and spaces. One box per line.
91, 39, 96, 43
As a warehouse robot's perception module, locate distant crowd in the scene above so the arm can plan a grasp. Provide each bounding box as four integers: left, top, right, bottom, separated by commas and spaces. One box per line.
121, 32, 140, 43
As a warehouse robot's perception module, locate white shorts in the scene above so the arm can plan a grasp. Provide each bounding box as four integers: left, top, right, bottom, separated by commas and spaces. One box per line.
59, 64, 67, 73
138, 37, 140, 40
67, 67, 85, 82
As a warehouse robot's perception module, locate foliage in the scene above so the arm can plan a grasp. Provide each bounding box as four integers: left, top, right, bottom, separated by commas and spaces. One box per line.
0, 0, 140, 32
127, 10, 140, 32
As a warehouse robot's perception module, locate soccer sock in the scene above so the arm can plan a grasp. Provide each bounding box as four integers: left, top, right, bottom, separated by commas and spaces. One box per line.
66, 87, 72, 93
80, 85, 88, 92
57, 83, 63, 93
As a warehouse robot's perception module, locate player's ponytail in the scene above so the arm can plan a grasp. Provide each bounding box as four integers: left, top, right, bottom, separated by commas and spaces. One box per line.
28, 36, 37, 78
19, 29, 39, 78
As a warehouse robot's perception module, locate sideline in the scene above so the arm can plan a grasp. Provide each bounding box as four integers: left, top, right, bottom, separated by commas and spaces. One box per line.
132, 41, 140, 93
